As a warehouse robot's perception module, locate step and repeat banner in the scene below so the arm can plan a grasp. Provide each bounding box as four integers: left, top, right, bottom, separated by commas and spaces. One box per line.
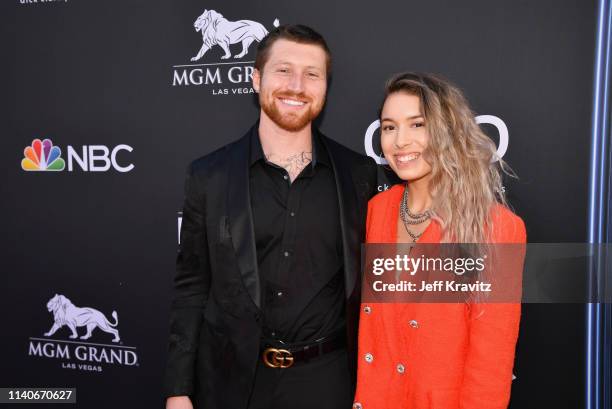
1, 0, 596, 408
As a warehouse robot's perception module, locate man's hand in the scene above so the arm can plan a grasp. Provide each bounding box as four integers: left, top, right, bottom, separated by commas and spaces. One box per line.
166, 396, 193, 409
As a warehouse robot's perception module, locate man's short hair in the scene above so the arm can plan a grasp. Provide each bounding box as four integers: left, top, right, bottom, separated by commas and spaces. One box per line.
255, 24, 332, 76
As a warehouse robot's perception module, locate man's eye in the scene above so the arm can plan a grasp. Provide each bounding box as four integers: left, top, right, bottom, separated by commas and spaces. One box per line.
307, 72, 319, 78
382, 125, 395, 131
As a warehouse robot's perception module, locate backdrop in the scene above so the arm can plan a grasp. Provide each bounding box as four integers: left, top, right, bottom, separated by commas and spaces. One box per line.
1, 0, 596, 408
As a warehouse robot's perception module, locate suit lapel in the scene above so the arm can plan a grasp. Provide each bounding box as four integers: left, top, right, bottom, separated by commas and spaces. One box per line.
320, 135, 361, 299
227, 128, 261, 308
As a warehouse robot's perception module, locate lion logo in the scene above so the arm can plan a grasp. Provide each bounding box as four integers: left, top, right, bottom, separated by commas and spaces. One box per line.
191, 9, 279, 61
43, 294, 120, 343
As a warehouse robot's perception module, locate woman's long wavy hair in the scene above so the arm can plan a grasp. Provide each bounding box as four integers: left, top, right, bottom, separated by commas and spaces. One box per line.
382, 72, 514, 243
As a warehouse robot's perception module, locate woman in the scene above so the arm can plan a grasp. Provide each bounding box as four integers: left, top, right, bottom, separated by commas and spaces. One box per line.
353, 72, 526, 409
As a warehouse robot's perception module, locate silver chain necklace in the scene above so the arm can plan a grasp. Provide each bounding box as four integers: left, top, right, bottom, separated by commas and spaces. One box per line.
400, 185, 431, 242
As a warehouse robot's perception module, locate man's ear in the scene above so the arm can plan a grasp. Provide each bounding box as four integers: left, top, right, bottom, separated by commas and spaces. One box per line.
252, 68, 261, 93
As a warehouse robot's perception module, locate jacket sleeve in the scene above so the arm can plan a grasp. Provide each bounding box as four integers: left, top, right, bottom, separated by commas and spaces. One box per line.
163, 163, 212, 397
363, 156, 378, 241
366, 156, 379, 201
365, 198, 374, 241
459, 215, 526, 409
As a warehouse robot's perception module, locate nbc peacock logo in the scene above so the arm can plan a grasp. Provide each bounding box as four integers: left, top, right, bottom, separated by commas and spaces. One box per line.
21, 138, 66, 171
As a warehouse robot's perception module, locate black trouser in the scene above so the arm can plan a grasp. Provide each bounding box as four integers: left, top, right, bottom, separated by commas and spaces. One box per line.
247, 348, 353, 409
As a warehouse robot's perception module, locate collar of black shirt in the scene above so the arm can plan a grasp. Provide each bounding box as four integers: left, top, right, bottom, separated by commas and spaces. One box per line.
248, 124, 331, 170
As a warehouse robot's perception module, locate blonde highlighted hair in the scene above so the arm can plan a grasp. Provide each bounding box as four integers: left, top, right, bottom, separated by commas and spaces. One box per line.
382, 72, 514, 243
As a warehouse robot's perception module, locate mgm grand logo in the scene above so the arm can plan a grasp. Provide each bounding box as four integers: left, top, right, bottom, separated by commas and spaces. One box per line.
171, 9, 279, 95
27, 294, 139, 373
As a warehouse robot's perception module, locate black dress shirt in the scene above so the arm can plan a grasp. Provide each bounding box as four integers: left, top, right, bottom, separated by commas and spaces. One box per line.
249, 128, 345, 343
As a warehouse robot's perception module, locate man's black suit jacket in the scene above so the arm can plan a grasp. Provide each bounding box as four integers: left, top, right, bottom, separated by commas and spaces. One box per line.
164, 125, 378, 409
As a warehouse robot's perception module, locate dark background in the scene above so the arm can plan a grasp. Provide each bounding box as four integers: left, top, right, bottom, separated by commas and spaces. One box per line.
1, 0, 596, 407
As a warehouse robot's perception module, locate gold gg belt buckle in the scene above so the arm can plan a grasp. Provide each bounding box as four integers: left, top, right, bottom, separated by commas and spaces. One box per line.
262, 347, 294, 368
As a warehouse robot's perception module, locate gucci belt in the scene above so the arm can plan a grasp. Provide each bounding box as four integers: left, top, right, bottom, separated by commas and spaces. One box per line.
260, 330, 346, 369
262, 348, 294, 368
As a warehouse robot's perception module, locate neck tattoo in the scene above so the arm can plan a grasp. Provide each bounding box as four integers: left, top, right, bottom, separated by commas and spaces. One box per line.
265, 151, 313, 181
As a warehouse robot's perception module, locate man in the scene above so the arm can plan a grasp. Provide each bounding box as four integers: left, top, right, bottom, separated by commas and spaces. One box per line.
164, 24, 377, 409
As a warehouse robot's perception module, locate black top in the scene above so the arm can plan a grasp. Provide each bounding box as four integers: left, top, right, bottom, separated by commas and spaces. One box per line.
249, 128, 345, 343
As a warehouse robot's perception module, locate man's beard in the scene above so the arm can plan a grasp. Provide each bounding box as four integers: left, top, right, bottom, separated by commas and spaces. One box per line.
260, 92, 323, 132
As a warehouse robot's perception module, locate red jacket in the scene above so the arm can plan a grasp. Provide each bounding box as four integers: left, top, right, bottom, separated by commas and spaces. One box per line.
353, 184, 526, 409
